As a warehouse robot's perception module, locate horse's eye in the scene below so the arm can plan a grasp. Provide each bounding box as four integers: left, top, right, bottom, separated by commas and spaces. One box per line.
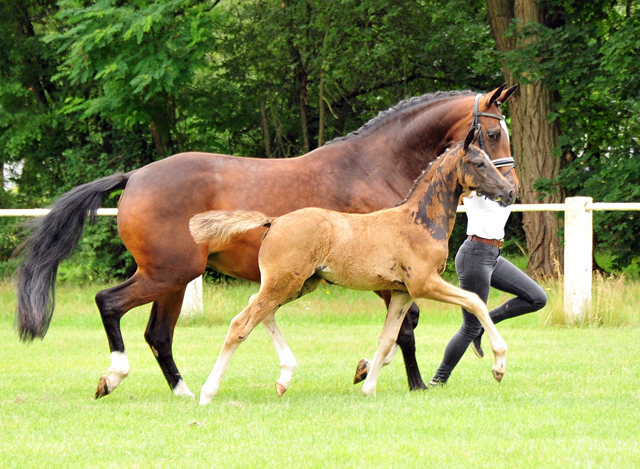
487, 131, 500, 141
475, 161, 485, 169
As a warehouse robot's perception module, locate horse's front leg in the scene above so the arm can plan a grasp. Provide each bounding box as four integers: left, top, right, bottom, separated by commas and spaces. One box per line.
355, 294, 426, 391
361, 292, 414, 396
419, 277, 507, 382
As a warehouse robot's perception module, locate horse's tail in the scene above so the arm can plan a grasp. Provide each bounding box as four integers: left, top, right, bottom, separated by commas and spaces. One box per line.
189, 210, 272, 252
15, 173, 130, 342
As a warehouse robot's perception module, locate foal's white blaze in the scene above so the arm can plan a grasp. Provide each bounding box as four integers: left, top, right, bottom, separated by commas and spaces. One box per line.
105, 351, 130, 391
173, 379, 195, 398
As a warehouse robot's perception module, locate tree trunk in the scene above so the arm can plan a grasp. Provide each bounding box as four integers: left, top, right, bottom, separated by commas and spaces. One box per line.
486, 0, 564, 278
509, 82, 563, 277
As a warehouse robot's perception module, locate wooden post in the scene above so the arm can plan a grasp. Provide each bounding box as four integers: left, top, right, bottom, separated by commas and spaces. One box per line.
182, 276, 203, 317
563, 197, 592, 323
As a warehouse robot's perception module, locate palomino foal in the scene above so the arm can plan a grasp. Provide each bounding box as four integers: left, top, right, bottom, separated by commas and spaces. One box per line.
190, 128, 514, 403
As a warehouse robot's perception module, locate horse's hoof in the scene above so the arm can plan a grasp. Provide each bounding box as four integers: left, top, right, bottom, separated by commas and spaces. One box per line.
492, 369, 504, 383
95, 376, 110, 399
353, 359, 369, 384
275, 382, 287, 397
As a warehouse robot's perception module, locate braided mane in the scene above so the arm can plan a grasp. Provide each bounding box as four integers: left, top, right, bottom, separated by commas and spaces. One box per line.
324, 90, 475, 146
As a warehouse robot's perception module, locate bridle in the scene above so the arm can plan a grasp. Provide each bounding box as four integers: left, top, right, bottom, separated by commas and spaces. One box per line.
471, 93, 516, 177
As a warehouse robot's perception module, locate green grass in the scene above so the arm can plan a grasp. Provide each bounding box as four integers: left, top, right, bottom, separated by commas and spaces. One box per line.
1, 279, 640, 468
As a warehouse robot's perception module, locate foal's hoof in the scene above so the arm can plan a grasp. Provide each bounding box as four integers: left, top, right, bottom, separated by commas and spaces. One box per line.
275, 382, 287, 397
95, 376, 111, 399
353, 359, 369, 384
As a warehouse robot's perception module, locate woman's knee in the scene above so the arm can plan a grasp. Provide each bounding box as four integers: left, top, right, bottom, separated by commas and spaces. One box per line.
529, 288, 548, 311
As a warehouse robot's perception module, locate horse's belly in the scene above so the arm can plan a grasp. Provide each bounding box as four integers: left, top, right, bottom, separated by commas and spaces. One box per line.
318, 267, 406, 292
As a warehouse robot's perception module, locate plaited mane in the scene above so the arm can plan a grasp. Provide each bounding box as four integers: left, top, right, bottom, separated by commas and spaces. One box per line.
324, 90, 475, 146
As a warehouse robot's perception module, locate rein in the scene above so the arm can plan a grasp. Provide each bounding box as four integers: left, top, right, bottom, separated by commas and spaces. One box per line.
471, 94, 516, 176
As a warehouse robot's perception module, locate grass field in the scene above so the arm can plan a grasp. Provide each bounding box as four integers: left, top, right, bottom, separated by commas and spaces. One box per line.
1, 279, 639, 468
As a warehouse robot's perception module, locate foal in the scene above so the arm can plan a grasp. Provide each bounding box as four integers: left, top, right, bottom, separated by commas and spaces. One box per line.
190, 128, 514, 403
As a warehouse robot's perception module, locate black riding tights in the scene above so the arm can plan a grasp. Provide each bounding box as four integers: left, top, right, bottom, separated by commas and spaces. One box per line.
431, 239, 547, 384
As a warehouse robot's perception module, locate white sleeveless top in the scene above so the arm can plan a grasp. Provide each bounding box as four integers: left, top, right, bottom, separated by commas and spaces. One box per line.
463, 191, 512, 240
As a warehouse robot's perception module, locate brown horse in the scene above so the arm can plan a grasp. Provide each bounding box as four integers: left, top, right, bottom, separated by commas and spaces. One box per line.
190, 128, 514, 403
15, 85, 517, 399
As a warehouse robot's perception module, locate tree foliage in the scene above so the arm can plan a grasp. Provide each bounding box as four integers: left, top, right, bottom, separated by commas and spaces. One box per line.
1, 0, 638, 279
504, 0, 640, 270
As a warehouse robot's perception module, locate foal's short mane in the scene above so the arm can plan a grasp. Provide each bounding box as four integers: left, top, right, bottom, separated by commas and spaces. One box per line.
324, 90, 476, 146
394, 144, 462, 207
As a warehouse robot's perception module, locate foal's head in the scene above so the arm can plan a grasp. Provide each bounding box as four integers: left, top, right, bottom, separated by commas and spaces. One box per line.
457, 127, 515, 207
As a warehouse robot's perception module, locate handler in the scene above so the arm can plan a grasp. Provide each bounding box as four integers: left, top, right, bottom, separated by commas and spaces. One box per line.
429, 156, 547, 386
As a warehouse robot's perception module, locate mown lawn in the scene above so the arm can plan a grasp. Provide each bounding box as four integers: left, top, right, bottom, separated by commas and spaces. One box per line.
1, 280, 639, 468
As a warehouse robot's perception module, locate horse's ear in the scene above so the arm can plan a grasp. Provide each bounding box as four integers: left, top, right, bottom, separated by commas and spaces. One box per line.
500, 84, 518, 105
463, 124, 476, 150
488, 84, 507, 107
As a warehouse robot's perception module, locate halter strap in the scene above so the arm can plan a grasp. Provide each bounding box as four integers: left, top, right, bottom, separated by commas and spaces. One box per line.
471, 93, 505, 126
470, 94, 515, 176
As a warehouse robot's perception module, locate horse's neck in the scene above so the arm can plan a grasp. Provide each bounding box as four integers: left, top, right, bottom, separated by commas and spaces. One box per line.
402, 156, 462, 241
323, 98, 470, 190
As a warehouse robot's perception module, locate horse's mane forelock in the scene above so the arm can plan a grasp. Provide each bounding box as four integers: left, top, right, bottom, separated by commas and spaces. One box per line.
324, 90, 476, 146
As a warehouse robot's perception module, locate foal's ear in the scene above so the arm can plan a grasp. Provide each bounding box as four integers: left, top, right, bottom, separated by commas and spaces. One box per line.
463, 124, 476, 150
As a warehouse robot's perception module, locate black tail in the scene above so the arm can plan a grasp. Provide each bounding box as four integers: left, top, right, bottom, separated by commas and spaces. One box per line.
14, 173, 130, 342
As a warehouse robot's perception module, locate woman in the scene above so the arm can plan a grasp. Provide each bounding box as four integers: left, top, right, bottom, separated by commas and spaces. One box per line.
429, 156, 547, 386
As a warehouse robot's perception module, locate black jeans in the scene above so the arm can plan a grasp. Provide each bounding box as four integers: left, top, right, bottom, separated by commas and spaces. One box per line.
431, 239, 547, 383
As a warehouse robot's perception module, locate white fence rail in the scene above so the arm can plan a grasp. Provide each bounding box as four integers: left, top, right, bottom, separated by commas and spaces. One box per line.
2, 197, 640, 321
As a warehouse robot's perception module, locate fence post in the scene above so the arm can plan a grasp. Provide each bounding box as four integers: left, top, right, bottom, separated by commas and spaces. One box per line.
182, 276, 203, 317
563, 196, 592, 323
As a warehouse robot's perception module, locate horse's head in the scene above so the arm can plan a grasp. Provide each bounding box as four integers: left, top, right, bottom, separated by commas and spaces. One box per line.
457, 126, 515, 207
469, 84, 519, 190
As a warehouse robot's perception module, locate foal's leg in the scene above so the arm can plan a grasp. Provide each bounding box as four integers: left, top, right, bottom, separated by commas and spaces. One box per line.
261, 276, 322, 397
200, 292, 283, 405
421, 277, 507, 382
361, 292, 414, 396
355, 294, 427, 391
262, 312, 296, 397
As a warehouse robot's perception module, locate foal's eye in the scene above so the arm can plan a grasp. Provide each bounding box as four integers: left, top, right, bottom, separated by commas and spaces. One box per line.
487, 131, 500, 141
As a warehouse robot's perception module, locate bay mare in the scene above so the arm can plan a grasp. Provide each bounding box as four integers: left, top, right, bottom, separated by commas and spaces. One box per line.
190, 129, 515, 403
15, 85, 517, 399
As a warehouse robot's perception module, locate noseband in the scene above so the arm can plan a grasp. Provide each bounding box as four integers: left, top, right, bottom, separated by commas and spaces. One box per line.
471, 93, 516, 176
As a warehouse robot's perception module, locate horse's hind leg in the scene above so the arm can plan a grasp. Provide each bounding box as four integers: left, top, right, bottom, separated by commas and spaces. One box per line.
361, 292, 413, 396
262, 312, 296, 397
200, 274, 314, 404
94, 273, 194, 398
144, 287, 194, 397
200, 294, 279, 405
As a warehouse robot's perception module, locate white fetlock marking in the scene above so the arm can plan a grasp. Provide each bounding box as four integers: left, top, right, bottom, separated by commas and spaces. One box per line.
173, 379, 195, 398
277, 358, 297, 392
200, 383, 219, 405
106, 351, 130, 391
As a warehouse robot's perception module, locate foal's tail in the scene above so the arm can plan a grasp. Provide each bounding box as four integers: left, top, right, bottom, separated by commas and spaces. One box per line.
15, 173, 130, 342
189, 210, 272, 252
